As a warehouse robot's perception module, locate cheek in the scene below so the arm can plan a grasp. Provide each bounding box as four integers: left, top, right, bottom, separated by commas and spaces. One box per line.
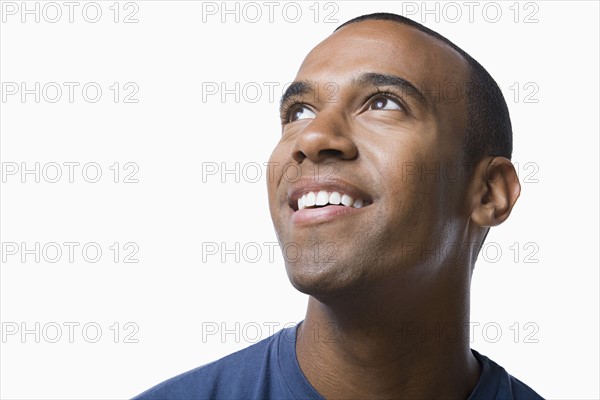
371, 146, 447, 245
266, 146, 286, 197
266, 142, 299, 234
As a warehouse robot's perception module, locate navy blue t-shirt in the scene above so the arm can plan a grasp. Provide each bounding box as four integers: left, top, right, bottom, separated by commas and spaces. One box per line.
133, 322, 543, 399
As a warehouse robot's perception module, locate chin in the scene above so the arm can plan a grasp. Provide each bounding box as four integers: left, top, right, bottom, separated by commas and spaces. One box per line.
283, 255, 369, 300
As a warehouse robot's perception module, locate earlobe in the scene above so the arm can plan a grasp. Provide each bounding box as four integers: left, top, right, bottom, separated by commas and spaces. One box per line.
470, 157, 521, 227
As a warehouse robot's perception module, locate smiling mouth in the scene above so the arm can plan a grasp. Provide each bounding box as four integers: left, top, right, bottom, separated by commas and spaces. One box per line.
291, 190, 372, 212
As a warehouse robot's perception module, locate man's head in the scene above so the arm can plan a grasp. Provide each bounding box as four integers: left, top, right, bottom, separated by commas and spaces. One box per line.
266, 13, 520, 301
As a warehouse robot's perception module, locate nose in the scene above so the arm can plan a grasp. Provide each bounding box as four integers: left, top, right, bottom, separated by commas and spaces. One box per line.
291, 111, 358, 164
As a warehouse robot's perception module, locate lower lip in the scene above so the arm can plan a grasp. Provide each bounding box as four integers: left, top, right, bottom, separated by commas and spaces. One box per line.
291, 204, 367, 225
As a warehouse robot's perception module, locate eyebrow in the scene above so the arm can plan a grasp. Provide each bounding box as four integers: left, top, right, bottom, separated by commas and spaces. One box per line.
279, 72, 427, 114
279, 81, 312, 111
355, 72, 426, 105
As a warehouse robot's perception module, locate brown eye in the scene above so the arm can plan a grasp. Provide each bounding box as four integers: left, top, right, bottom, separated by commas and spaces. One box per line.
369, 96, 402, 111
289, 104, 316, 122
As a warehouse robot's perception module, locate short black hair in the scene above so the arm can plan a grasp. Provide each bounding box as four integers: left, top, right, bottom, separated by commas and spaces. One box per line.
335, 13, 513, 163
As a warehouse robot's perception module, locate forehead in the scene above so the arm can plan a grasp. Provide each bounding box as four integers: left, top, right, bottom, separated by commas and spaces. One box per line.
296, 20, 470, 98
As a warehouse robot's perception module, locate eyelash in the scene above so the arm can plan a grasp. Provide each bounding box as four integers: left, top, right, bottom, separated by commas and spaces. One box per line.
280, 90, 408, 124
280, 101, 305, 124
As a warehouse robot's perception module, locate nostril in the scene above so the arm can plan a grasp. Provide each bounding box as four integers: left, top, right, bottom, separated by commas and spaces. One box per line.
319, 149, 344, 159
292, 151, 306, 164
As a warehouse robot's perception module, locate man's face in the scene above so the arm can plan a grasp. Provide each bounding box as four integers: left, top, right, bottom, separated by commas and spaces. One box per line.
267, 20, 473, 298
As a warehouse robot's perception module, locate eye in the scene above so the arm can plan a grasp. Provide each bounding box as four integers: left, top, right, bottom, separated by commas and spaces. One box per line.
288, 104, 316, 122
368, 95, 403, 111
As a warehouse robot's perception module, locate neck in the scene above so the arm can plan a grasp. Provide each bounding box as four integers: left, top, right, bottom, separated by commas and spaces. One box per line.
296, 271, 481, 399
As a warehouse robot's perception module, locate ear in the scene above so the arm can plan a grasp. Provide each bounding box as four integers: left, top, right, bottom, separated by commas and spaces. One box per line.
470, 156, 521, 227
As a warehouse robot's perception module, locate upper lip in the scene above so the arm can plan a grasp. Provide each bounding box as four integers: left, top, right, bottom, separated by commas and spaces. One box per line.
287, 177, 374, 211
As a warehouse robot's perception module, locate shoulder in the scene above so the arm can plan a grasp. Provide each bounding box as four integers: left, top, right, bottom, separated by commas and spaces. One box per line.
469, 349, 544, 400
132, 326, 295, 400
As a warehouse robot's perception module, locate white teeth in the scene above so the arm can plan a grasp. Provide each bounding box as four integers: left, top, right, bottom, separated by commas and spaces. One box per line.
341, 194, 354, 207
305, 192, 316, 207
316, 190, 329, 206
296, 190, 367, 210
329, 192, 341, 205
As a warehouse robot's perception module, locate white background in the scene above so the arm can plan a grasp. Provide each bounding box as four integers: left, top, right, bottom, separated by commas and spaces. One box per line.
1, 1, 598, 399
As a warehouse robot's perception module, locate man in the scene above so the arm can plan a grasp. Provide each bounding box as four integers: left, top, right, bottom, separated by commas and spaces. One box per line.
134, 12, 543, 399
